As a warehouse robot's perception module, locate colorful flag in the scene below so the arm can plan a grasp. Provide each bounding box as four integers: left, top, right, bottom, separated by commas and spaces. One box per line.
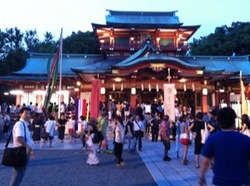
240, 71, 248, 114
43, 30, 63, 109
43, 49, 59, 109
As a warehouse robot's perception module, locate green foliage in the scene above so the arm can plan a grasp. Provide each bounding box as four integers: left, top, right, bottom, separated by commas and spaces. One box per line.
63, 31, 100, 54
190, 22, 250, 56
5, 49, 29, 72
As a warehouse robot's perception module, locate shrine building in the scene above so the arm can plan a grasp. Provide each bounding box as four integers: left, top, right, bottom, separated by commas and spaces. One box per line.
1, 10, 250, 119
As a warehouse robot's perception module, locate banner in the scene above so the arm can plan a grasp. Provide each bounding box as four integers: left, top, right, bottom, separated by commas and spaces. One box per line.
163, 84, 175, 122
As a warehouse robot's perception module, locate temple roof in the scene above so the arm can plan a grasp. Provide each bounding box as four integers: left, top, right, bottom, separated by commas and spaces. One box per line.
13, 53, 103, 76
105, 10, 182, 26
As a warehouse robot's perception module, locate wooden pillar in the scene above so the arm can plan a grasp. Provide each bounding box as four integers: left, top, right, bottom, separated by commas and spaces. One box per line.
130, 94, 136, 112
201, 88, 208, 113
16, 95, 21, 106
36, 95, 42, 105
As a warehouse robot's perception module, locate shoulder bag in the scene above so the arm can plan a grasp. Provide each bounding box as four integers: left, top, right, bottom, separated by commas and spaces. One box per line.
201, 122, 210, 144
2, 121, 27, 167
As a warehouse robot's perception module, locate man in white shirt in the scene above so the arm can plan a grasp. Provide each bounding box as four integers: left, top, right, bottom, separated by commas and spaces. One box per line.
133, 115, 144, 152
10, 107, 34, 186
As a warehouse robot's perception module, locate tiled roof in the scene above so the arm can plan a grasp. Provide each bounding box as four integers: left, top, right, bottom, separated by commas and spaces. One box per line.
106, 10, 181, 25
13, 53, 103, 76
71, 58, 122, 73
182, 56, 250, 77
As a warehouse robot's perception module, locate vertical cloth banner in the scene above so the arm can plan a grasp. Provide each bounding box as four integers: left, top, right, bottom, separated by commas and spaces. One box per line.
240, 71, 248, 115
44, 29, 63, 109
75, 99, 86, 119
90, 80, 102, 119
43, 49, 59, 109
163, 84, 175, 122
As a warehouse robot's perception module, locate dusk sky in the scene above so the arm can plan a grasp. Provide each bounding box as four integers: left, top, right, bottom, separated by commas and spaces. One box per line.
1, 0, 249, 41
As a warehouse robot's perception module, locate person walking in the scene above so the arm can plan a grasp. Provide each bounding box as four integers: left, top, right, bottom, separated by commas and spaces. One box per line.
57, 113, 67, 143
43, 115, 56, 148
189, 112, 214, 168
10, 107, 34, 186
32, 113, 43, 144
199, 107, 250, 186
160, 115, 171, 161
114, 116, 125, 167
133, 115, 144, 152
100, 113, 112, 153
179, 115, 190, 165
125, 114, 134, 153
150, 113, 160, 142
86, 117, 99, 165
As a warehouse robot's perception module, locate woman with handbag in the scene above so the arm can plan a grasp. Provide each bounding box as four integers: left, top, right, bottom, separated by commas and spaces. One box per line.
189, 112, 214, 168
179, 115, 190, 165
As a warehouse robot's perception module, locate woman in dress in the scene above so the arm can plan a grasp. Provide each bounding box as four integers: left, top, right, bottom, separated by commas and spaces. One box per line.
32, 113, 43, 144
86, 117, 99, 165
189, 112, 214, 168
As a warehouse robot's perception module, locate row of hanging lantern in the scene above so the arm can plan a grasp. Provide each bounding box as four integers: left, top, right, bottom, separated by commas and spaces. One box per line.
110, 82, 196, 92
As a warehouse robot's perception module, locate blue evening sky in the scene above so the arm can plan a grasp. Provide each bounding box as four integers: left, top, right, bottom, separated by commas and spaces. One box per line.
0, 0, 249, 41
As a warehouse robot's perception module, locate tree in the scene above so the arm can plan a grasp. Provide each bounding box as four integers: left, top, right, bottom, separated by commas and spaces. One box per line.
24, 29, 39, 52
4, 27, 24, 52
190, 22, 250, 56
63, 31, 100, 54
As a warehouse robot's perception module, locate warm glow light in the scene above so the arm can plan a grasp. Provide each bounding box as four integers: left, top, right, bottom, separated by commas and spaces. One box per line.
10, 90, 24, 95
114, 77, 122, 82
56, 90, 69, 95
74, 88, 79, 92
196, 70, 203, 75
131, 87, 136, 95
130, 37, 134, 41
76, 81, 81, 86
4, 92, 9, 95
100, 87, 106, 94
179, 78, 186, 83
33, 90, 46, 95
202, 88, 208, 95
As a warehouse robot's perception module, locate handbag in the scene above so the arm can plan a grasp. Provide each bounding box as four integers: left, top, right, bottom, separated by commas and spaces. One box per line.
92, 131, 104, 144
135, 121, 144, 138
201, 122, 210, 144
2, 121, 27, 167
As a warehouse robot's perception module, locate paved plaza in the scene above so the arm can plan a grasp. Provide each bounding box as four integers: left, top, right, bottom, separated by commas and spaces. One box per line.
0, 133, 213, 186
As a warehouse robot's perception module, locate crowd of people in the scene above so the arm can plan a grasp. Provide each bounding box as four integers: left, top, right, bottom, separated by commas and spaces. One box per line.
2, 99, 250, 186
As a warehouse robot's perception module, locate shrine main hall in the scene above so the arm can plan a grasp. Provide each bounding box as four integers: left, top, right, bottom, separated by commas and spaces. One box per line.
1, 10, 250, 119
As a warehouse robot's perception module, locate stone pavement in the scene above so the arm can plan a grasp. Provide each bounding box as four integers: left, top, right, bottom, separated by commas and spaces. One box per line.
0, 134, 213, 186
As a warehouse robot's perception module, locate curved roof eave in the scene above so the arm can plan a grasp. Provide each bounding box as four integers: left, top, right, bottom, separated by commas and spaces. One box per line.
112, 56, 205, 70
